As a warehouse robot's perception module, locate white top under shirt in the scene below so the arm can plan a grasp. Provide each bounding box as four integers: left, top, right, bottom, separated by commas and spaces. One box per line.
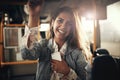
22, 25, 77, 80
51, 40, 77, 80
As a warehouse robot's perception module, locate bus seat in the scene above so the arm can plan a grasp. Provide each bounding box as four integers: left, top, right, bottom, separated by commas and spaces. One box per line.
93, 48, 110, 57
92, 55, 119, 80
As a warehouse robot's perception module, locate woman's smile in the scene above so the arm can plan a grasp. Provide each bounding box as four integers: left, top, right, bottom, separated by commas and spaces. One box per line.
57, 28, 66, 34
53, 12, 74, 41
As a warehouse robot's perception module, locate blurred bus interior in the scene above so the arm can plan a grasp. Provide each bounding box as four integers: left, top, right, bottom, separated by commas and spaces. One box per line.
0, 0, 120, 80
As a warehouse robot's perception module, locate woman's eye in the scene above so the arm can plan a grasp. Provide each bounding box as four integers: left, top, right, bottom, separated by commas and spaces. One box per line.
67, 22, 73, 27
57, 18, 64, 23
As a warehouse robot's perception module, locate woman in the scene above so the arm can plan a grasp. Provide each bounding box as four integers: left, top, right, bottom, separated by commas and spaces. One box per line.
21, 0, 92, 80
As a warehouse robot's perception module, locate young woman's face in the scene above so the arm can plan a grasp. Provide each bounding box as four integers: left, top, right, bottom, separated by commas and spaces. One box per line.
53, 12, 74, 41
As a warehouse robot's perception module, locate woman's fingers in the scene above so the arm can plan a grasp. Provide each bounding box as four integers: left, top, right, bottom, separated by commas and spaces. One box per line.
27, 0, 43, 16
51, 62, 57, 71
28, 0, 44, 7
51, 59, 60, 71
51, 59, 70, 75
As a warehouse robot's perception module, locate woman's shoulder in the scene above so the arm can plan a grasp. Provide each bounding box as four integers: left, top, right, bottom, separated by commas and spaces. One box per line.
67, 47, 83, 56
68, 47, 82, 54
73, 48, 82, 53
68, 48, 88, 65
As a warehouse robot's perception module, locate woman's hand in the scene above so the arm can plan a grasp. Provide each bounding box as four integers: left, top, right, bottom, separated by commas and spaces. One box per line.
51, 59, 70, 75
27, 0, 43, 16
27, 0, 44, 27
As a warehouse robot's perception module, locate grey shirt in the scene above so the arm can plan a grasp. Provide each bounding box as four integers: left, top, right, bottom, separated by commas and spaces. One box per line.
21, 39, 88, 80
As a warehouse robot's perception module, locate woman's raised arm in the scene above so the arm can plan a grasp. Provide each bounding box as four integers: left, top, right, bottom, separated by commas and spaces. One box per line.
27, 0, 44, 28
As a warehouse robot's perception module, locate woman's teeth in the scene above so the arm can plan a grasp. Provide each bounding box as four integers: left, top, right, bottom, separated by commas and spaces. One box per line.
58, 29, 65, 34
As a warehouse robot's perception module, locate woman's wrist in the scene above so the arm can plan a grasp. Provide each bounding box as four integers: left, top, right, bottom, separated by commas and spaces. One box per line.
28, 15, 40, 28
62, 68, 77, 80
64, 67, 70, 76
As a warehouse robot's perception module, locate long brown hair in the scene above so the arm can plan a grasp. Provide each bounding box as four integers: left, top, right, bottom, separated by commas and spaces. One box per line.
46, 6, 92, 62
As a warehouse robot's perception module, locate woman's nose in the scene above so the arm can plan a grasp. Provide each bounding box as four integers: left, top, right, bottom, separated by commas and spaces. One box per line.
60, 22, 66, 29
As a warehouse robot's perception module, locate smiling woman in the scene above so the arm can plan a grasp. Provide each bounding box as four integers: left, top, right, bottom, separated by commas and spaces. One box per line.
1, 0, 120, 80
21, 1, 92, 79
52, 12, 74, 47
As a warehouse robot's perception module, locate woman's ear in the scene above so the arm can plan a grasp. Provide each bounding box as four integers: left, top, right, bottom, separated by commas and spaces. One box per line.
51, 19, 54, 26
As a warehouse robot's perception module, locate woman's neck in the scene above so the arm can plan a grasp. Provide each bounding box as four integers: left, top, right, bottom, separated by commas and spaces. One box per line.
54, 37, 65, 50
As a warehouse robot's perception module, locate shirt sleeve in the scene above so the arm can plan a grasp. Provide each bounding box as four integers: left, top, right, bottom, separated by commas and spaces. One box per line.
85, 62, 92, 80
50, 68, 77, 80
21, 25, 40, 49
21, 25, 42, 60
74, 50, 88, 80
65, 68, 78, 80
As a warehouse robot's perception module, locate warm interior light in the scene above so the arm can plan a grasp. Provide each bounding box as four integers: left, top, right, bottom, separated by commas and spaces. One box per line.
81, 16, 94, 43
86, 13, 95, 19
81, 16, 94, 32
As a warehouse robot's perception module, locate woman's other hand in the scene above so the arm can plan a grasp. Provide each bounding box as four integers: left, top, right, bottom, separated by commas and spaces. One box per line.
51, 59, 70, 75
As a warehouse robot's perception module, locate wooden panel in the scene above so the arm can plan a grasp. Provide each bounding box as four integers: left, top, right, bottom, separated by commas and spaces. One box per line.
0, 45, 3, 66
5, 24, 25, 27
1, 60, 37, 66
0, 17, 3, 43
0, 15, 3, 67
